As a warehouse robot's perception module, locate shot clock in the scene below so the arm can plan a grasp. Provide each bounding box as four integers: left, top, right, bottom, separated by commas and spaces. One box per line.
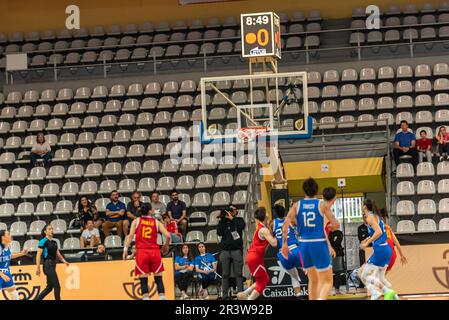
241, 12, 282, 59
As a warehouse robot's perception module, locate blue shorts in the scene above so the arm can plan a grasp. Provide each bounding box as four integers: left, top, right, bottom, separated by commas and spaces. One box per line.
0, 272, 14, 290
367, 244, 392, 267
277, 246, 302, 270
298, 240, 331, 271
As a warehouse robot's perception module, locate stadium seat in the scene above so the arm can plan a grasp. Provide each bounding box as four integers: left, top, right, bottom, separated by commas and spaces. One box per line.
51, 219, 67, 235
206, 230, 219, 244
104, 235, 122, 248
417, 199, 437, 215
185, 231, 205, 243
215, 173, 234, 188
23, 240, 39, 252
10, 221, 27, 237
396, 181, 415, 196
417, 219, 437, 232
35, 201, 53, 216
65, 164, 84, 179
28, 220, 46, 236
3, 185, 21, 200
439, 218, 449, 231
137, 177, 156, 192
189, 212, 208, 227
192, 193, 211, 207
396, 200, 415, 216
396, 163, 414, 178
416, 162, 435, 177
0, 204, 14, 217
63, 238, 81, 250
22, 184, 41, 199
417, 180, 436, 195
16, 202, 34, 217
54, 200, 73, 215
437, 179, 449, 194
99, 180, 117, 195
396, 220, 415, 233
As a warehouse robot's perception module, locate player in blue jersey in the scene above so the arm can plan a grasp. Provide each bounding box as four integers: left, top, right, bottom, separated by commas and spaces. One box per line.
281, 179, 340, 300
0, 230, 29, 300
359, 200, 397, 300
271, 204, 303, 298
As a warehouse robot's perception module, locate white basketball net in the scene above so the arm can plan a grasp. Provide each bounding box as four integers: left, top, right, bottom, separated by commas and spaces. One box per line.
237, 126, 270, 143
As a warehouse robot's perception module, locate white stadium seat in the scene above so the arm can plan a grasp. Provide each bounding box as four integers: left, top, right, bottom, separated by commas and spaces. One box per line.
396, 200, 415, 216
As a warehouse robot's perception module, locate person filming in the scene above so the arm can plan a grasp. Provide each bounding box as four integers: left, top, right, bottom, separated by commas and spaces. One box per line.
217, 206, 245, 299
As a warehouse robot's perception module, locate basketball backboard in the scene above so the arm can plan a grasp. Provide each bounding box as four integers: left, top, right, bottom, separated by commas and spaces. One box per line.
200, 71, 313, 144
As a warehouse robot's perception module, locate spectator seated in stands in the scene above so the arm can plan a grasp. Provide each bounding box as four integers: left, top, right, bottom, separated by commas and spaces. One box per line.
80, 220, 101, 248
85, 244, 111, 261
417, 130, 433, 163
167, 190, 188, 237
393, 120, 418, 168
124, 192, 148, 236
102, 190, 126, 239
174, 244, 194, 300
30, 132, 52, 167
194, 242, 218, 300
162, 214, 182, 243
78, 196, 99, 231
437, 126, 449, 161
151, 191, 166, 221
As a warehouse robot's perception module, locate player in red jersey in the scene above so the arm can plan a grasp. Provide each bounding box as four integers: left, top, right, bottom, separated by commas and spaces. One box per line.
123, 204, 171, 300
237, 207, 277, 300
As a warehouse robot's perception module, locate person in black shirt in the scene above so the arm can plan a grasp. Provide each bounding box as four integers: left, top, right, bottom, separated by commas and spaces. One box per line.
328, 227, 346, 294
357, 213, 370, 266
78, 196, 99, 230
166, 190, 188, 237
35, 224, 69, 300
124, 191, 149, 236
217, 206, 245, 299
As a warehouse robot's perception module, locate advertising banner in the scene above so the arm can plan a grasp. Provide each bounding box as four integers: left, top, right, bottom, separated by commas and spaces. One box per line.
367, 244, 449, 295
4, 258, 174, 300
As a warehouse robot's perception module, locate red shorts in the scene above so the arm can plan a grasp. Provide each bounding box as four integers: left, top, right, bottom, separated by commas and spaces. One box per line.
246, 251, 265, 275
135, 248, 164, 275
387, 246, 397, 271
246, 251, 270, 294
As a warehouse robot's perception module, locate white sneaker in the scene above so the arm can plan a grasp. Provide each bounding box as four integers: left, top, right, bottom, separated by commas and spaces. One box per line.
237, 291, 248, 300
370, 292, 382, 300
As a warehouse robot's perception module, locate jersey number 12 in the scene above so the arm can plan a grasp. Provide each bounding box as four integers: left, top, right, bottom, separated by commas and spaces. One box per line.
303, 212, 316, 227
142, 226, 152, 239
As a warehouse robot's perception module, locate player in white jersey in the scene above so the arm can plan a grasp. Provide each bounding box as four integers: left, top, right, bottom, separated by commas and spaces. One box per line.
0, 230, 29, 300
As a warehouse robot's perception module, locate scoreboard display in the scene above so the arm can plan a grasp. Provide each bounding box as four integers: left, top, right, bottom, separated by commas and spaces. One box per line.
241, 12, 281, 59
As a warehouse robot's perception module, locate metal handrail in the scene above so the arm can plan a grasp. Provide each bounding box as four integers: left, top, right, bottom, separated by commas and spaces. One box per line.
5, 18, 449, 57
7, 34, 448, 76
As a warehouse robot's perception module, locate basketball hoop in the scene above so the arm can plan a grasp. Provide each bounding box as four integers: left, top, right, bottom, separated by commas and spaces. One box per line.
237, 126, 270, 143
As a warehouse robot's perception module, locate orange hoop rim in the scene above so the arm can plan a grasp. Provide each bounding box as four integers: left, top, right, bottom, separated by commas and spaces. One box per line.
237, 126, 270, 143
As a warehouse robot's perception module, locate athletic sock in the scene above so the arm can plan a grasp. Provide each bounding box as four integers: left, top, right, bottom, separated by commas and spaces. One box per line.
244, 284, 255, 296
247, 290, 260, 300
159, 294, 166, 300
